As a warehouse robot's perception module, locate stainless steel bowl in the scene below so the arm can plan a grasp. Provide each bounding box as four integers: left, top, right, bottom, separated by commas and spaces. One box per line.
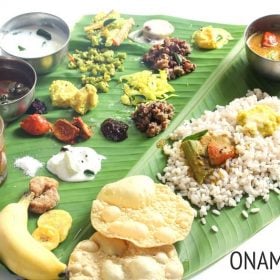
244, 14, 280, 81
0, 56, 37, 122
0, 12, 70, 75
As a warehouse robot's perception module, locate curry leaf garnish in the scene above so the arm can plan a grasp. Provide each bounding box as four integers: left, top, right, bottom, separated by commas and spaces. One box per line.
36, 28, 52, 40
216, 35, 223, 42
18, 45, 26, 51
103, 18, 116, 27
174, 52, 183, 65
183, 130, 208, 141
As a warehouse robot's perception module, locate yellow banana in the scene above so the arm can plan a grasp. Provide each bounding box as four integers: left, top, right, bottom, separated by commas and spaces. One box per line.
0, 192, 66, 280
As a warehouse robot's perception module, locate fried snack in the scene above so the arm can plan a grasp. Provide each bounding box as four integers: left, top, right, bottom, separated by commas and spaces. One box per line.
68, 232, 183, 280
29, 176, 60, 214
53, 119, 80, 144
32, 225, 60, 251
71, 117, 92, 140
38, 209, 72, 242
91, 175, 194, 248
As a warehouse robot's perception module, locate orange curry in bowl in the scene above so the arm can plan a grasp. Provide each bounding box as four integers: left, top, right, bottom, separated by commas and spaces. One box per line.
247, 31, 280, 61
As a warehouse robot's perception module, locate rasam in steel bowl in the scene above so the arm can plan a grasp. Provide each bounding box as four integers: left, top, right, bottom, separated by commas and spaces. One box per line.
0, 12, 70, 75
0, 56, 37, 122
244, 14, 280, 81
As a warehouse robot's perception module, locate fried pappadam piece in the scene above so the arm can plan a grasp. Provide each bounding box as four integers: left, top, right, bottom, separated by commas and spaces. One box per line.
38, 209, 72, 242
32, 225, 60, 250
53, 119, 80, 144
68, 232, 183, 280
91, 175, 194, 248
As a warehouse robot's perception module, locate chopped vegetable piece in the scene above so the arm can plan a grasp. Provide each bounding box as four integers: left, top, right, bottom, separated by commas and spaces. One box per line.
181, 139, 213, 184
20, 114, 52, 136
36, 28, 52, 40
261, 31, 278, 47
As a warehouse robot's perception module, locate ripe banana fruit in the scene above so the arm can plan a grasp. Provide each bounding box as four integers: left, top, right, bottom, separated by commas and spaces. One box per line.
0, 192, 66, 280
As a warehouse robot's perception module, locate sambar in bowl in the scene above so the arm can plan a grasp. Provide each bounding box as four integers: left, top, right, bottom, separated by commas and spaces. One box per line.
244, 14, 280, 81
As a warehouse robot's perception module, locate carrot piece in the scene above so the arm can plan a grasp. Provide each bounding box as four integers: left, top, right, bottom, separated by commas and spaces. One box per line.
52, 119, 80, 144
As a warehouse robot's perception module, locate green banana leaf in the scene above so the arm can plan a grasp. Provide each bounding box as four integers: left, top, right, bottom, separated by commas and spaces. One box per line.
0, 14, 280, 279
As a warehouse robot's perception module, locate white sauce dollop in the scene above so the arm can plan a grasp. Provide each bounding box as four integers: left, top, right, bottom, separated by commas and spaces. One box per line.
129, 19, 174, 45
47, 145, 106, 182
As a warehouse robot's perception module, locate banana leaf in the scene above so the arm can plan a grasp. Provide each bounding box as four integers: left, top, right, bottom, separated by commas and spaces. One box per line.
0, 14, 280, 279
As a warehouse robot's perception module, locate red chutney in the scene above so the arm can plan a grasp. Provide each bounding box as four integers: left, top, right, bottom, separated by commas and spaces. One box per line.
247, 31, 280, 61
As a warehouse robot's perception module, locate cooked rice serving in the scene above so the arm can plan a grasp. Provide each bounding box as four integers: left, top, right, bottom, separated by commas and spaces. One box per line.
159, 89, 280, 217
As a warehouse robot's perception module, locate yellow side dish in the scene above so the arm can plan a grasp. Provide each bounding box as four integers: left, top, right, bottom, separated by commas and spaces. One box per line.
49, 80, 99, 115
38, 209, 73, 242
32, 225, 60, 251
84, 10, 134, 47
120, 70, 175, 106
193, 26, 233, 49
236, 104, 280, 137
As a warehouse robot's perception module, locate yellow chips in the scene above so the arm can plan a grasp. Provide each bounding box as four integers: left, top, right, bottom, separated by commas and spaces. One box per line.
68, 232, 184, 280
32, 209, 73, 251
38, 209, 73, 242
32, 225, 60, 251
91, 175, 194, 248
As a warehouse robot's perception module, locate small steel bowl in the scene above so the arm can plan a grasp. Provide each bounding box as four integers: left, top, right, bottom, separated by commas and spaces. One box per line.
0, 12, 70, 75
244, 14, 280, 81
0, 56, 37, 122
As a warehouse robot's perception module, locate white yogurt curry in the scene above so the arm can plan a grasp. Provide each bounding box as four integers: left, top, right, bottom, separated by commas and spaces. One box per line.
129, 19, 174, 45
1, 25, 65, 58
47, 145, 106, 182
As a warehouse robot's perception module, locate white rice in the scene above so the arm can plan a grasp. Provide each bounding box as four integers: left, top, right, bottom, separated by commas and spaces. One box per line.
241, 210, 249, 219
159, 89, 280, 216
211, 225, 219, 233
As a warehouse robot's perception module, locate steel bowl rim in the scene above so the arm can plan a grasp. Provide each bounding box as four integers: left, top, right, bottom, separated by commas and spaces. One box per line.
0, 11, 70, 60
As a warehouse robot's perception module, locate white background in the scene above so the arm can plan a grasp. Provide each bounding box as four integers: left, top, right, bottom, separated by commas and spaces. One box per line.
1, 1, 280, 279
